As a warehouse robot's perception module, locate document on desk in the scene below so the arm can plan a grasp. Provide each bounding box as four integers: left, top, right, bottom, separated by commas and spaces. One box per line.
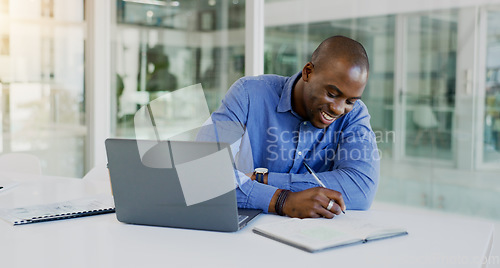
0, 194, 115, 225
253, 214, 408, 253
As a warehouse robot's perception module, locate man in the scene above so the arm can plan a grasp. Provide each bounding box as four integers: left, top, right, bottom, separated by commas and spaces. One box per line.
207, 35, 379, 219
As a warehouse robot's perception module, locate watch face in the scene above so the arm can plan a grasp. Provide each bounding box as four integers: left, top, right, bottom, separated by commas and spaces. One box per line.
255, 167, 268, 174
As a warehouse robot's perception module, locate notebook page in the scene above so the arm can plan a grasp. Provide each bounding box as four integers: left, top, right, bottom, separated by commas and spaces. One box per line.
254, 218, 363, 252
320, 214, 408, 240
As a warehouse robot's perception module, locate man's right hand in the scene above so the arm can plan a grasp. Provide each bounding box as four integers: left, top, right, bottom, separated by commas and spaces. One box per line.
273, 187, 345, 219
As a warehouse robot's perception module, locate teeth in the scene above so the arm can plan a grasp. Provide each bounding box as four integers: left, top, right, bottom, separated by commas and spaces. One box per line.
322, 111, 334, 121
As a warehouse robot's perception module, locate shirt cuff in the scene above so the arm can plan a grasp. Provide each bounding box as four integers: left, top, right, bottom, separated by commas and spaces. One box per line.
267, 172, 291, 190
238, 179, 278, 213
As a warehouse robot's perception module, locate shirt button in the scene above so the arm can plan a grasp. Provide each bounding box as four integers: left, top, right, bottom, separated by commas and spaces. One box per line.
298, 151, 302, 156
303, 122, 307, 125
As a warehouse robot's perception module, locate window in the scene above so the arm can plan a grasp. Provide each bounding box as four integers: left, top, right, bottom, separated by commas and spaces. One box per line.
112, 0, 246, 139
0, 0, 86, 177
264, 1, 500, 220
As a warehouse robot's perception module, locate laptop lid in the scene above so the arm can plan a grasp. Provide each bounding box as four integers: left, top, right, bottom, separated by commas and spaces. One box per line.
105, 138, 259, 232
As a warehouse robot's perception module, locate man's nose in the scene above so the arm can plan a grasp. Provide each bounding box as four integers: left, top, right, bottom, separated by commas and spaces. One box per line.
329, 99, 346, 116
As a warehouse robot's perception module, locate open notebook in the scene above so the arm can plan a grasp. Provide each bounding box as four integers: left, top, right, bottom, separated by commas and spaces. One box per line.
253, 214, 408, 253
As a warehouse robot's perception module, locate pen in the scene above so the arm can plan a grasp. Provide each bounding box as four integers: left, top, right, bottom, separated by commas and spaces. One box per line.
303, 161, 345, 214
0, 186, 3, 189
303, 161, 326, 187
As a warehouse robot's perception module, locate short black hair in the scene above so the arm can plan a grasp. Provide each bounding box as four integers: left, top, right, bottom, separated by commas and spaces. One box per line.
311, 35, 369, 72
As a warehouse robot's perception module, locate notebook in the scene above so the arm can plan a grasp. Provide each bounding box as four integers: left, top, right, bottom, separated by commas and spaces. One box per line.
0, 195, 115, 225
253, 214, 408, 252
105, 138, 261, 232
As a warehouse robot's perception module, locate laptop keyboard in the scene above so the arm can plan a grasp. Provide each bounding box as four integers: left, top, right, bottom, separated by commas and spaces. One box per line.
238, 215, 249, 225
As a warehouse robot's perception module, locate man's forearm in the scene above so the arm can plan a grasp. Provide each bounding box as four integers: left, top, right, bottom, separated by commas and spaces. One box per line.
266, 169, 378, 210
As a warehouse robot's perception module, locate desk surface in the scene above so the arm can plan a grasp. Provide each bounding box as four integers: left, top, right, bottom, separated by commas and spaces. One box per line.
0, 172, 495, 268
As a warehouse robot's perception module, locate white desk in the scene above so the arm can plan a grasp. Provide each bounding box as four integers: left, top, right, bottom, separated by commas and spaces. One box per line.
0, 172, 495, 268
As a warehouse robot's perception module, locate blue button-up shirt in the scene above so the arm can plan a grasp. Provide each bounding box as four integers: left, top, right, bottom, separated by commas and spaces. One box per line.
209, 72, 379, 213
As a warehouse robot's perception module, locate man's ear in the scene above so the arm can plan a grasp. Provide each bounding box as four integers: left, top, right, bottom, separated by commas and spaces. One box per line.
302, 62, 314, 82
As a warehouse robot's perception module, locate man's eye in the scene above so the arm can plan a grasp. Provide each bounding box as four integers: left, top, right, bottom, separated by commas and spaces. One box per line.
346, 99, 355, 105
327, 92, 336, 98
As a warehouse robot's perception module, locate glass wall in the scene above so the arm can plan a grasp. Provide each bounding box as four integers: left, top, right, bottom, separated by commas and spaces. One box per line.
403, 11, 457, 161
484, 9, 500, 165
112, 0, 246, 139
0, 0, 86, 177
264, 1, 500, 220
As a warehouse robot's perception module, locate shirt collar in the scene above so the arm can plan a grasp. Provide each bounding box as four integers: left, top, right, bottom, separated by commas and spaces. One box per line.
277, 71, 302, 113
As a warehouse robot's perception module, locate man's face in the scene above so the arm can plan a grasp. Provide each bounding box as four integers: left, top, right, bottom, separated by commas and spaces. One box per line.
300, 59, 367, 129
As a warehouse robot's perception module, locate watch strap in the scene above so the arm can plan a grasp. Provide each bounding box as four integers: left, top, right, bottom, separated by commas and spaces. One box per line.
256, 172, 264, 183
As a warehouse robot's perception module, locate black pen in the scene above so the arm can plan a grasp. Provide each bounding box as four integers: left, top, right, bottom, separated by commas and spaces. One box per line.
0, 186, 3, 190
303, 161, 345, 214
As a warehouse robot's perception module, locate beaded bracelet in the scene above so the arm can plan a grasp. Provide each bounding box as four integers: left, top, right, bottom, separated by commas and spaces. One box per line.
275, 190, 290, 216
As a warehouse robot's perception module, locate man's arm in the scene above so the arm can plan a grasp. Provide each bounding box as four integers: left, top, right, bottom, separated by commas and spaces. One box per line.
265, 125, 380, 210
206, 77, 355, 216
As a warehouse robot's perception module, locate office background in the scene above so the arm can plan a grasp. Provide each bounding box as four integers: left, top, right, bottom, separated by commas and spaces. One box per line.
0, 0, 499, 223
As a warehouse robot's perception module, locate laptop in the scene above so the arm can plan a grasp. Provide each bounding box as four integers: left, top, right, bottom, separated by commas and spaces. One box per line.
105, 138, 261, 232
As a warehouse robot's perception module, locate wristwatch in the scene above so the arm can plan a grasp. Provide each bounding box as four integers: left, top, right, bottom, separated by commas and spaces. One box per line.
254, 168, 268, 183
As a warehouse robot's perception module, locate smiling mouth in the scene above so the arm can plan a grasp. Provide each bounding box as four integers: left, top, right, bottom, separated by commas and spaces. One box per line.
321, 111, 336, 121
